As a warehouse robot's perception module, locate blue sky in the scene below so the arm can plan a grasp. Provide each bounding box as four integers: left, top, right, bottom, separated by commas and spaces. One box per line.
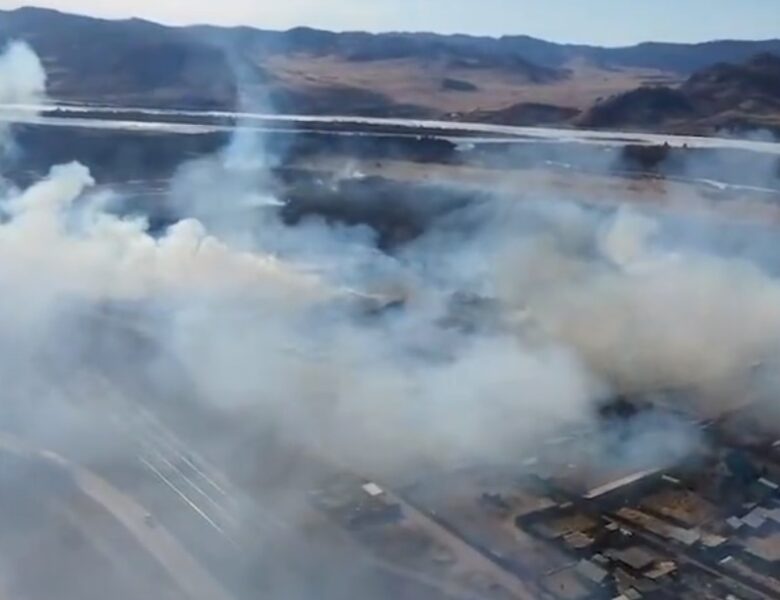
3, 0, 779, 45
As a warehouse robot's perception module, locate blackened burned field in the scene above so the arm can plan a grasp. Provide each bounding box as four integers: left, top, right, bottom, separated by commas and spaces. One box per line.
4, 120, 780, 258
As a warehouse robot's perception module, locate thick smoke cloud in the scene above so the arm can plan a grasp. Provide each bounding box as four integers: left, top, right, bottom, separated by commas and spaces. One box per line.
0, 42, 604, 481
491, 206, 780, 405
3, 41, 779, 476
4, 162, 322, 300
2, 40, 780, 599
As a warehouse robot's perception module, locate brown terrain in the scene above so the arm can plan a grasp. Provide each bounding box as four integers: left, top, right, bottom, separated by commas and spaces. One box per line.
263, 55, 680, 116
0, 7, 779, 134
579, 53, 780, 134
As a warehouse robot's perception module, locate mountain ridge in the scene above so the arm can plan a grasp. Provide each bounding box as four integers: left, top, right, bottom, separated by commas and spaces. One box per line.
579, 52, 780, 134
1, 6, 779, 135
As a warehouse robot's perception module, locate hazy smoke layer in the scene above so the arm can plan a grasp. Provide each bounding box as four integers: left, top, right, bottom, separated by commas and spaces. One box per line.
1, 41, 780, 533
5, 39, 780, 600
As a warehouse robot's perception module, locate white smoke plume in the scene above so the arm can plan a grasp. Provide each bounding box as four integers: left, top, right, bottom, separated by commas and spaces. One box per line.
0, 41, 46, 158
0, 41, 45, 105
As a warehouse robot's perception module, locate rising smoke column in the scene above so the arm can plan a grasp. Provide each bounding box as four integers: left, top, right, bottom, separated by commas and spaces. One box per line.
0, 41, 45, 108
0, 41, 46, 158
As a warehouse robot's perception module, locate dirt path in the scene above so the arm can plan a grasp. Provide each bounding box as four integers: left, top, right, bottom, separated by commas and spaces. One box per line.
0, 434, 234, 600
381, 487, 541, 600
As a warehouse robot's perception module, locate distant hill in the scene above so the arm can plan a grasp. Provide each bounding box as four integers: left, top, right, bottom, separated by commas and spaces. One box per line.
579, 53, 780, 134
584, 40, 780, 74
460, 102, 581, 126
192, 23, 780, 75
1, 6, 780, 132
0, 7, 238, 109
683, 52, 780, 113
577, 87, 696, 129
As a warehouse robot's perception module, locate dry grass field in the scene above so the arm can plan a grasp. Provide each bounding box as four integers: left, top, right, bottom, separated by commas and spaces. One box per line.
263, 55, 681, 114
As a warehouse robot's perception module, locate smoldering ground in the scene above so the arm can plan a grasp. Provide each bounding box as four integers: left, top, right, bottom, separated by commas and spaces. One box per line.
2, 40, 780, 599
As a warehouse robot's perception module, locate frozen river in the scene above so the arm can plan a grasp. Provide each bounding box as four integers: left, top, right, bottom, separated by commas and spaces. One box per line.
1, 102, 779, 154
